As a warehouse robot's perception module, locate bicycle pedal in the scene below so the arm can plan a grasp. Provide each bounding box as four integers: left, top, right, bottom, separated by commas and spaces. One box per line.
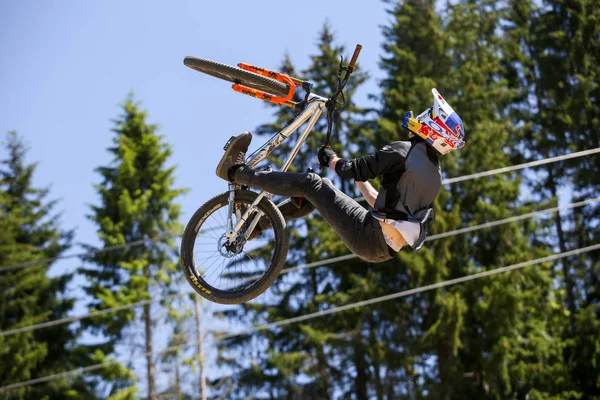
223, 136, 235, 151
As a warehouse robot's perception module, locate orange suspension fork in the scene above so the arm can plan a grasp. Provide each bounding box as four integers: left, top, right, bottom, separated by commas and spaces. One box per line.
232, 63, 299, 107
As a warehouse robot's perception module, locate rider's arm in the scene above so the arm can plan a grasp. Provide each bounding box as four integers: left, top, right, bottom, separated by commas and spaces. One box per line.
355, 181, 378, 208
332, 144, 406, 182
329, 156, 340, 171
330, 157, 377, 207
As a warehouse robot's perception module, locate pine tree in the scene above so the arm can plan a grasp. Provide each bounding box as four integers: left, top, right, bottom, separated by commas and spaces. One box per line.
80, 96, 186, 399
216, 25, 375, 399
375, 0, 459, 394
527, 0, 600, 395
504, 0, 600, 396
159, 301, 193, 400
0, 131, 96, 399
378, 0, 449, 147
370, 0, 571, 397
430, 0, 568, 398
545, 1, 600, 394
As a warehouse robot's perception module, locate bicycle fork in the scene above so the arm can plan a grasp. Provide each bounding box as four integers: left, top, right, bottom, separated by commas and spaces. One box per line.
223, 97, 326, 245
225, 183, 266, 244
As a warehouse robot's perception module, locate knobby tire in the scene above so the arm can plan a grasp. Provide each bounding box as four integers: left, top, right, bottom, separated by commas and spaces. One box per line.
181, 190, 288, 304
183, 57, 290, 97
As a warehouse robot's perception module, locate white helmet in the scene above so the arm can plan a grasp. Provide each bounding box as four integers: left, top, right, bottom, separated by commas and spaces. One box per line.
402, 88, 465, 155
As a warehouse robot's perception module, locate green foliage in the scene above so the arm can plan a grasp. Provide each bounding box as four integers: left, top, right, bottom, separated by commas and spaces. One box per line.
214, 25, 373, 399
1, 1, 588, 397
0, 131, 96, 399
214, 0, 600, 398
505, 0, 600, 396
2, 1, 598, 398
80, 95, 187, 397
378, 0, 448, 147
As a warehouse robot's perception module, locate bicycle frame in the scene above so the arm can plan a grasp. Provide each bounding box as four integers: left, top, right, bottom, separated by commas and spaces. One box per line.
225, 93, 327, 243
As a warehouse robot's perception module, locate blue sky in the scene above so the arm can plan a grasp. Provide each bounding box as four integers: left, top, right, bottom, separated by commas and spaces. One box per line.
1, 0, 389, 391
1, 1, 587, 394
1, 1, 387, 274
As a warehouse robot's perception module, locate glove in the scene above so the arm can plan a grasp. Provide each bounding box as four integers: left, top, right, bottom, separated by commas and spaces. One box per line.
317, 146, 337, 168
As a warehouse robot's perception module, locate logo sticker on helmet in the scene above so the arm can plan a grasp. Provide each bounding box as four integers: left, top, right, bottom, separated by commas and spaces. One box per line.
443, 113, 465, 139
406, 88, 465, 155
427, 120, 444, 133
432, 117, 455, 135
455, 125, 462, 137
429, 130, 444, 141
417, 124, 434, 137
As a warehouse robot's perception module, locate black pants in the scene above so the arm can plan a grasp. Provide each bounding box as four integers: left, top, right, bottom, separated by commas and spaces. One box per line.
235, 166, 394, 263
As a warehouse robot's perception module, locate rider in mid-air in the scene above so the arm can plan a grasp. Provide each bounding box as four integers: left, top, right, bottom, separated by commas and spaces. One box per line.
215, 89, 465, 263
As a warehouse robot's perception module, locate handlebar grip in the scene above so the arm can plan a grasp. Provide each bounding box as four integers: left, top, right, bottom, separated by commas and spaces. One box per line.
347, 44, 362, 70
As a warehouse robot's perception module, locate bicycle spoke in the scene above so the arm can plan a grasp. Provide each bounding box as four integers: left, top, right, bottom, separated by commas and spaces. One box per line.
217, 257, 226, 290
194, 249, 220, 263
187, 195, 280, 294
244, 250, 265, 279
216, 208, 228, 229
198, 232, 221, 241
197, 251, 219, 276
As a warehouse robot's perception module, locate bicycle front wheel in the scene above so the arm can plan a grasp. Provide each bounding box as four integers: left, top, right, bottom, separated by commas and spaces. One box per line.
183, 57, 290, 97
181, 190, 288, 304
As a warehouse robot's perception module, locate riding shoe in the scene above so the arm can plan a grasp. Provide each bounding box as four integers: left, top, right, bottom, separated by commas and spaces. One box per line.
216, 132, 252, 182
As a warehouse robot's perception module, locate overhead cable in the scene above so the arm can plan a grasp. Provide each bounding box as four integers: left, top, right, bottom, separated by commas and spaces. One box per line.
0, 235, 173, 273
2, 196, 598, 338
2, 243, 598, 393
1, 147, 598, 273
443, 147, 600, 184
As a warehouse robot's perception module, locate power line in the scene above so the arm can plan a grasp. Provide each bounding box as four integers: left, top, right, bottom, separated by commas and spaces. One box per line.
443, 147, 600, 184
2, 243, 598, 393
281, 196, 600, 271
354, 146, 600, 202
426, 197, 600, 240
2, 196, 598, 338
0, 294, 184, 337
215, 243, 600, 340
0, 359, 120, 394
0, 234, 174, 273
1, 146, 598, 274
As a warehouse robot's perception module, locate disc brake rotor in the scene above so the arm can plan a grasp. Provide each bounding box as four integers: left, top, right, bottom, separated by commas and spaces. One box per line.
218, 233, 244, 258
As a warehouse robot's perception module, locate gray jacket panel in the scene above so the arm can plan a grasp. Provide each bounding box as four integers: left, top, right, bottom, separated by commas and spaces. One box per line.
335, 139, 442, 222
390, 141, 442, 221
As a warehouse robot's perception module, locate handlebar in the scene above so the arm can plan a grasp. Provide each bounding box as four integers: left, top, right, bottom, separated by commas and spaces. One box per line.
347, 44, 362, 71
333, 44, 362, 97
322, 44, 362, 149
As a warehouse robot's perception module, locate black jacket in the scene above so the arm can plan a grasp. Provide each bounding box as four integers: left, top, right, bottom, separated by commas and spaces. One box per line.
334, 138, 442, 222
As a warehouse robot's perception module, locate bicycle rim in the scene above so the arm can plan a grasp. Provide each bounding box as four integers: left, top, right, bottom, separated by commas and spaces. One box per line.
182, 190, 288, 303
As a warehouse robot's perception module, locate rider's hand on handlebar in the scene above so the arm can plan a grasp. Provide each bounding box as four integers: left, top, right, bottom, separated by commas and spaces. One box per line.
318, 146, 337, 168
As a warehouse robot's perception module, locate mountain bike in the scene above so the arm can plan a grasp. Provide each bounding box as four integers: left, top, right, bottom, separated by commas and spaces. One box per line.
180, 45, 362, 304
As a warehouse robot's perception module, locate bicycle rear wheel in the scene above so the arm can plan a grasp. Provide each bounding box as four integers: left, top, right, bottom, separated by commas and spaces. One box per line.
181, 190, 288, 304
184, 57, 290, 97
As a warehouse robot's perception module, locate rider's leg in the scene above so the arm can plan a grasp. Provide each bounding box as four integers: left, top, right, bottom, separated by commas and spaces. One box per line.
234, 165, 393, 263
278, 198, 315, 221
249, 197, 315, 239
215, 134, 393, 262
261, 198, 315, 226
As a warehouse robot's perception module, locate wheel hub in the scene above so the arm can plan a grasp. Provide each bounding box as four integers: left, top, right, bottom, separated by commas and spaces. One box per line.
218, 233, 244, 257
